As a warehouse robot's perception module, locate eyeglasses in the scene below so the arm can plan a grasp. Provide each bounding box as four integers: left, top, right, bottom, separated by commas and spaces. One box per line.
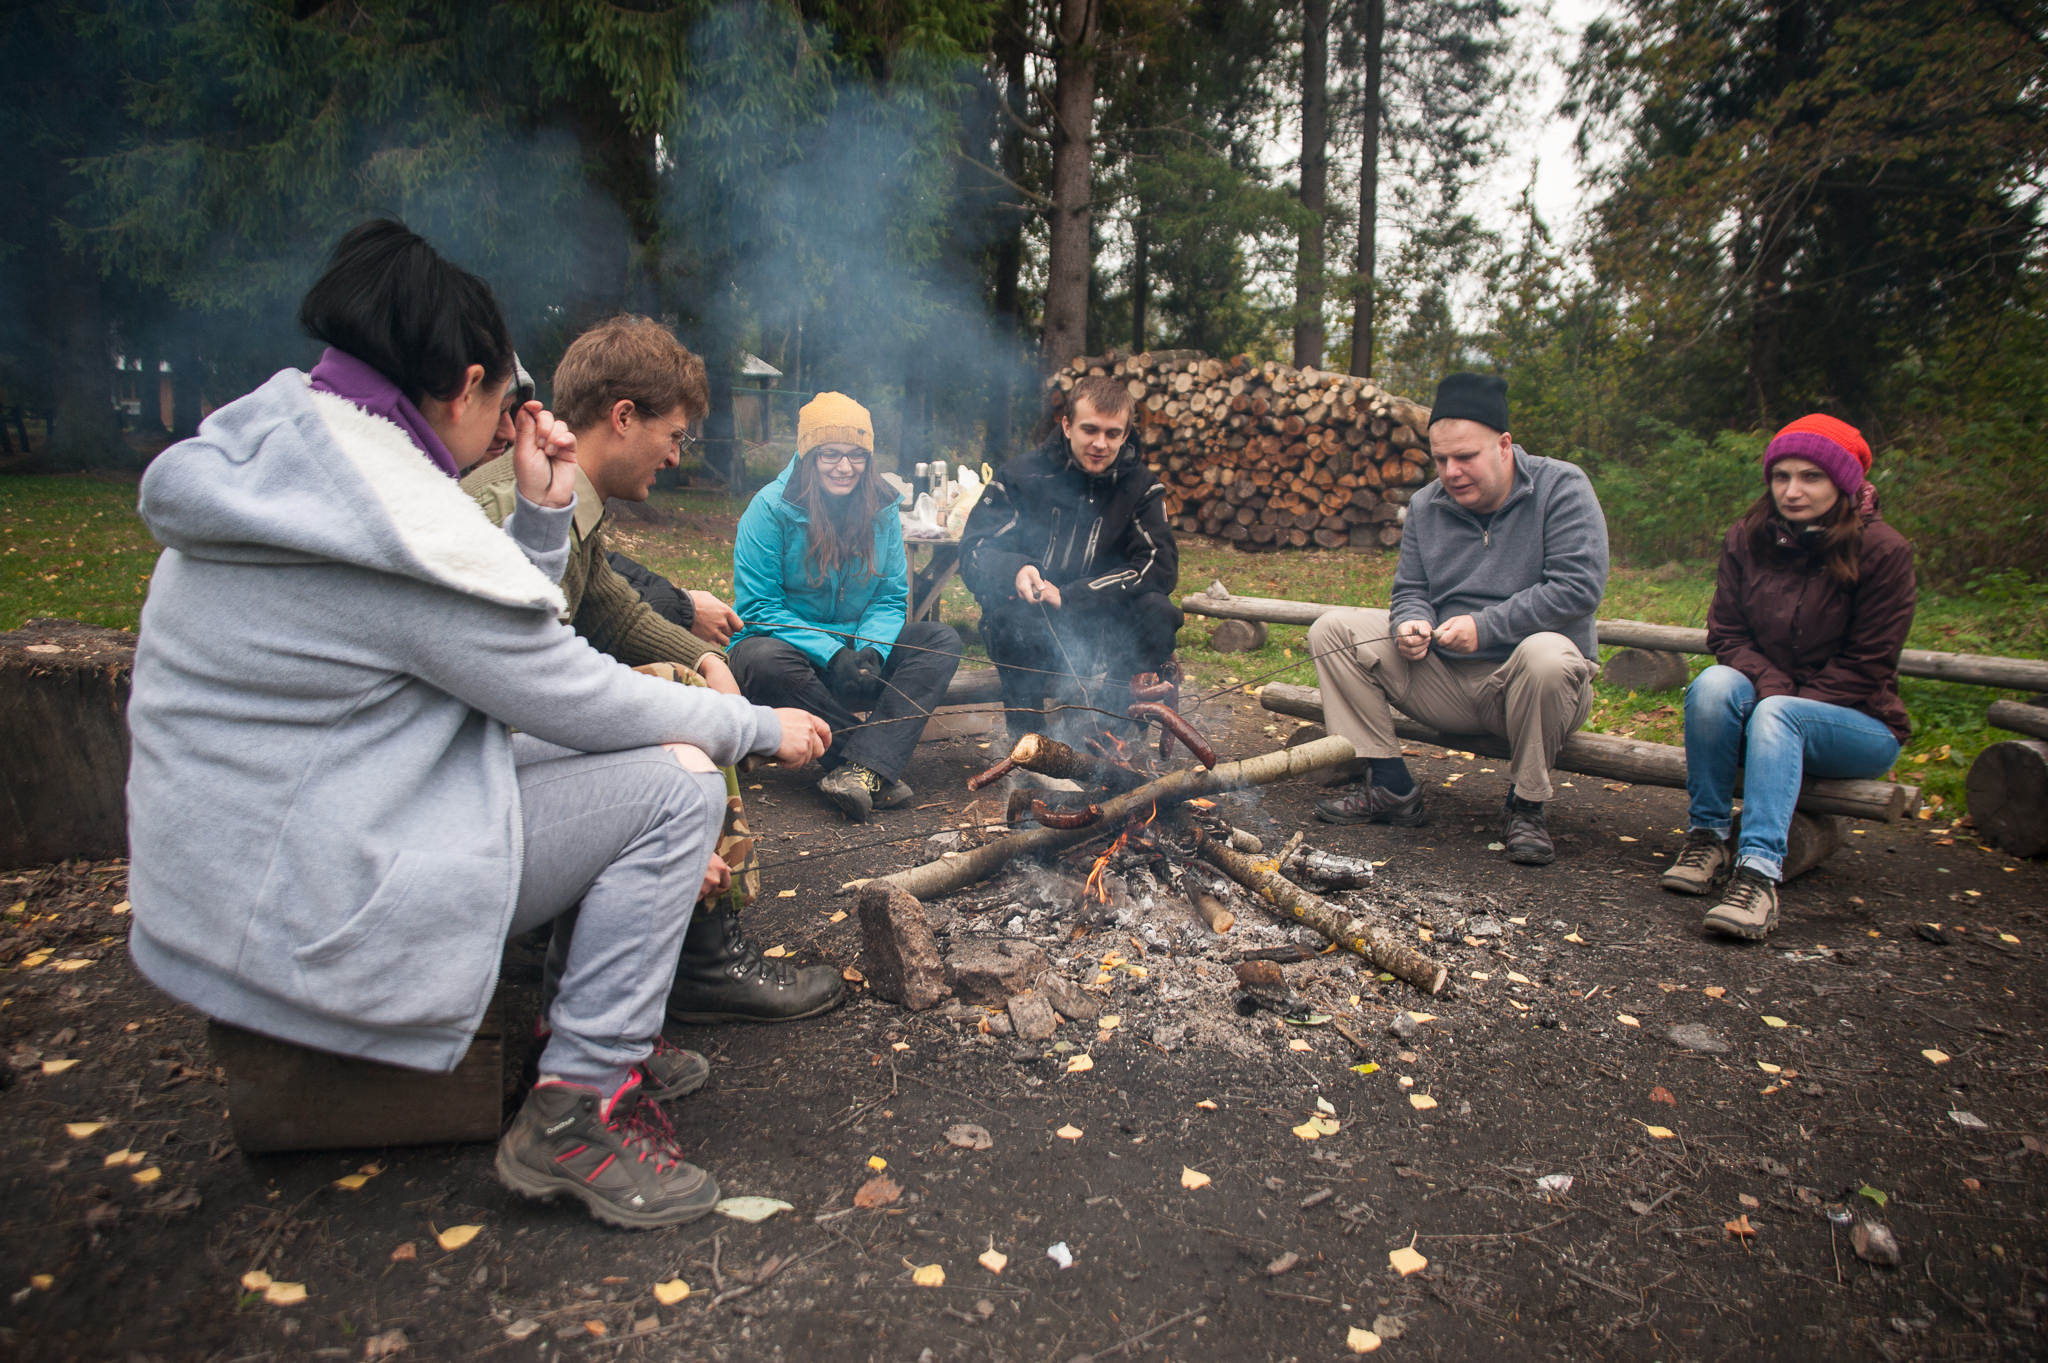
813, 450, 869, 469
630, 402, 699, 453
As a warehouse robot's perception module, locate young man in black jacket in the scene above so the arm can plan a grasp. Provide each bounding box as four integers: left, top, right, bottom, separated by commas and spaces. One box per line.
961, 376, 1182, 738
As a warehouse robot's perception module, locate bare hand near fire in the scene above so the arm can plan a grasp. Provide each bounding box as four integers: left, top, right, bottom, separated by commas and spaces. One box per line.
687, 592, 743, 646
1396, 618, 1434, 660
772, 708, 832, 768
1015, 566, 1062, 609
698, 852, 731, 904
1431, 615, 1478, 654
512, 401, 578, 509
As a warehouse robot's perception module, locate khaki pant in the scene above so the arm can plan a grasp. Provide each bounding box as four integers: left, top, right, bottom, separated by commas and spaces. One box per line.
1307, 608, 1596, 802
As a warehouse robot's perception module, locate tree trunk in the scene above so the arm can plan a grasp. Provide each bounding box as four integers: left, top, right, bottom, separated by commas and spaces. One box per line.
1347, 0, 1384, 378
1131, 213, 1150, 354
1042, 0, 1100, 372
43, 247, 114, 471
1292, 0, 1331, 369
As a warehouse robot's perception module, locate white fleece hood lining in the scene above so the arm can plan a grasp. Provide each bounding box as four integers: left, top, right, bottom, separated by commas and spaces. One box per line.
310, 390, 566, 616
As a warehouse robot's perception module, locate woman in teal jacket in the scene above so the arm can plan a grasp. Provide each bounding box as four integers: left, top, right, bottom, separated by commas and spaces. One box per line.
729, 392, 961, 820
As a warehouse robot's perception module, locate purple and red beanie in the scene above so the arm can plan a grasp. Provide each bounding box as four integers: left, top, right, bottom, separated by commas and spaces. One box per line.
1763, 414, 1872, 496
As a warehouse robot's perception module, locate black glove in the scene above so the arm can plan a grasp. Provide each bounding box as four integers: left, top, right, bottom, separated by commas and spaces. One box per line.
853, 646, 887, 708
827, 647, 866, 698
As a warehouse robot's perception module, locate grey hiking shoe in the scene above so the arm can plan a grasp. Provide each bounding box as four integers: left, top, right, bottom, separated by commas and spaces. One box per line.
639, 1037, 710, 1101
1500, 794, 1555, 865
873, 775, 915, 811
1703, 867, 1779, 941
817, 764, 883, 821
1314, 782, 1427, 826
495, 1073, 719, 1229
1661, 829, 1732, 896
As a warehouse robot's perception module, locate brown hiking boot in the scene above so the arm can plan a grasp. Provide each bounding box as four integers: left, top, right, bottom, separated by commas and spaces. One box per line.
1703, 868, 1779, 941
1661, 829, 1732, 896
495, 1074, 719, 1229
1500, 794, 1555, 865
1314, 782, 1427, 826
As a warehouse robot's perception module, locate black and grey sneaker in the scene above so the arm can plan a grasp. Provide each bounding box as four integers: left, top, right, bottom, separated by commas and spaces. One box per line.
495, 1073, 719, 1229
1500, 794, 1555, 865
1703, 867, 1779, 941
1315, 782, 1428, 826
872, 775, 915, 811
1661, 828, 1732, 896
817, 764, 883, 821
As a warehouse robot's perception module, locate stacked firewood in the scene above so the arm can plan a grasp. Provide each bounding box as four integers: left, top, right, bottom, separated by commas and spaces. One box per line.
1047, 350, 1434, 552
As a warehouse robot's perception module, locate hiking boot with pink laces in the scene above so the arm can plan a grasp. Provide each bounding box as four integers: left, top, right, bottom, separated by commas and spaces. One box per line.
495, 1073, 719, 1229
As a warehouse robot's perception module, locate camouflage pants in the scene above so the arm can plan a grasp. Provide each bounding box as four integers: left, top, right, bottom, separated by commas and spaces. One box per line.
631, 662, 759, 914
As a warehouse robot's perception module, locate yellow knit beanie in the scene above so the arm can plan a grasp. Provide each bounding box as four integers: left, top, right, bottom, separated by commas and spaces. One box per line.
797, 392, 874, 454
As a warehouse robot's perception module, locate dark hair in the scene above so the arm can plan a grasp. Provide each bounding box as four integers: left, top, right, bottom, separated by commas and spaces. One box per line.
298, 219, 513, 405
787, 448, 886, 585
1740, 487, 1864, 585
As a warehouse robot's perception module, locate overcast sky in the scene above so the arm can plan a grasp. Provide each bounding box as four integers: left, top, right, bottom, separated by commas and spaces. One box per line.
1487, 0, 1614, 245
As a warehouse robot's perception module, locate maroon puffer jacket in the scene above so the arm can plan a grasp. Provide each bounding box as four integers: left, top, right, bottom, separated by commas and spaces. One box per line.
1704, 506, 1916, 742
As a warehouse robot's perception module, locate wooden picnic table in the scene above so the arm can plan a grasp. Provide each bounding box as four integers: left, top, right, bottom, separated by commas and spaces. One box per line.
904, 529, 962, 623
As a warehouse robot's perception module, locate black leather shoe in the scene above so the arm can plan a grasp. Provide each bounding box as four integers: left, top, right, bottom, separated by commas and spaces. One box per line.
666, 907, 846, 1024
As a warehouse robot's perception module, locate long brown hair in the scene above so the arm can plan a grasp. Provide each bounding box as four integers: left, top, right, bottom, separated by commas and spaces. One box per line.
787, 448, 887, 585
1740, 488, 1864, 585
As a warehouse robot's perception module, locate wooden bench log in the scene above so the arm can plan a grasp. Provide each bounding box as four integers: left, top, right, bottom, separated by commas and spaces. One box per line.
1258, 682, 1918, 822
207, 995, 509, 1154
1181, 593, 2048, 692
1965, 740, 2048, 858
1987, 699, 2048, 743
0, 619, 136, 868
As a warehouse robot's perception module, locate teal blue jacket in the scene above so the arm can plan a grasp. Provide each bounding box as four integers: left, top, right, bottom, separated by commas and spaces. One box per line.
731, 456, 908, 667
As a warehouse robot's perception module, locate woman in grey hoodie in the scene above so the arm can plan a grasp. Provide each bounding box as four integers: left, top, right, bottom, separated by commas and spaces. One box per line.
125, 220, 827, 1229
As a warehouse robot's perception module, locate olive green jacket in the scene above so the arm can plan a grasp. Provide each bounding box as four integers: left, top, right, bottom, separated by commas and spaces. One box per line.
463, 454, 720, 671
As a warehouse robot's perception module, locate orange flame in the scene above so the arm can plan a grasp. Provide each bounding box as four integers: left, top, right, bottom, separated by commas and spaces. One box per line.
1085, 830, 1127, 904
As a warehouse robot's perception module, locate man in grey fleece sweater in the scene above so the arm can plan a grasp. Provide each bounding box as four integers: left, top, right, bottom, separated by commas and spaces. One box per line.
1309, 373, 1609, 864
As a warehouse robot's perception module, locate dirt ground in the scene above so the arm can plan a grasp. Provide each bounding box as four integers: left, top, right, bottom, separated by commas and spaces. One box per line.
2, 696, 2043, 1363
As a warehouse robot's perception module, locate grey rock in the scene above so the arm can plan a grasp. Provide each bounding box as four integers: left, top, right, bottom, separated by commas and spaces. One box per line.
1665, 1023, 1729, 1054
1007, 992, 1060, 1042
1601, 648, 1690, 692
1210, 618, 1269, 653
1037, 972, 1102, 1022
1851, 1220, 1901, 1267
1466, 915, 1504, 939
946, 939, 1051, 1006
984, 1013, 1013, 1036
923, 829, 966, 860
1151, 1022, 1187, 1052
857, 884, 952, 1011
1387, 1012, 1423, 1042
921, 898, 958, 935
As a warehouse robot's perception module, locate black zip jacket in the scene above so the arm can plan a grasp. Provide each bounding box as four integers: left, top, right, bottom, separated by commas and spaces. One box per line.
960, 431, 1178, 608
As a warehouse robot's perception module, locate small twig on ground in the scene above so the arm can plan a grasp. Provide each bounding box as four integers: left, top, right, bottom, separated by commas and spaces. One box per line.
1416, 1215, 1573, 1243
1924, 1253, 1993, 1332
1087, 1304, 1206, 1359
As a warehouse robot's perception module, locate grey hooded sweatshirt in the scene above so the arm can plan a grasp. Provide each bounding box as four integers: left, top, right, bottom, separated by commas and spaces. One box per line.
126, 370, 784, 1071
1390, 447, 1609, 663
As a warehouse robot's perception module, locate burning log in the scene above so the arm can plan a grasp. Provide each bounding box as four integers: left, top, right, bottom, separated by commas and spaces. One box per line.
966, 755, 1018, 791
1192, 889, 1236, 934
856, 735, 1358, 900
1010, 732, 1148, 791
1197, 834, 1447, 996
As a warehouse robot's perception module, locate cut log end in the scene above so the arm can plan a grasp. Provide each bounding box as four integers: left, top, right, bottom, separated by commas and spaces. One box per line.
1966, 740, 2048, 859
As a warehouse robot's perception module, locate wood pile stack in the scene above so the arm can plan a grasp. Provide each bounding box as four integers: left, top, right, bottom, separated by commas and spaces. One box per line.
1048, 349, 1433, 552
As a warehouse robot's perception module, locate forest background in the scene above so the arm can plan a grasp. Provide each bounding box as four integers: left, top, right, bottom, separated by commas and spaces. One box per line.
1, 0, 2043, 585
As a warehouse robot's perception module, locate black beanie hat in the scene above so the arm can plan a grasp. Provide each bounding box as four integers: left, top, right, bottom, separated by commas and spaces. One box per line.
1429, 372, 1509, 435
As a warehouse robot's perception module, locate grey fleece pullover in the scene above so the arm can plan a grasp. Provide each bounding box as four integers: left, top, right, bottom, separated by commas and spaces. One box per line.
126, 370, 784, 1071
1390, 447, 1610, 663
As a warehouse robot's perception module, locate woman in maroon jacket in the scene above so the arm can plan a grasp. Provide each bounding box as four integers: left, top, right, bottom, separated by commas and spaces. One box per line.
1660, 415, 1916, 939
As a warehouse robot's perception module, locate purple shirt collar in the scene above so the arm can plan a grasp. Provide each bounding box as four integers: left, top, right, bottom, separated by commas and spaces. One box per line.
307, 347, 461, 479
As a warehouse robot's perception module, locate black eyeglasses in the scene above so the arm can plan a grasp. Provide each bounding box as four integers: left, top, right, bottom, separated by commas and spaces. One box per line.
813, 450, 869, 469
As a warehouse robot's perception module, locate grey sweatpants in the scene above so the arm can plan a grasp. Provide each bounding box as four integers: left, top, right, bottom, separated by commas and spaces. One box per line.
505, 736, 727, 1091
1308, 607, 1596, 802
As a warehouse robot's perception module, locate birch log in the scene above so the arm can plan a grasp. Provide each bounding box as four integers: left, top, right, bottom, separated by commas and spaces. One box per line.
1198, 836, 1447, 996
852, 735, 1358, 900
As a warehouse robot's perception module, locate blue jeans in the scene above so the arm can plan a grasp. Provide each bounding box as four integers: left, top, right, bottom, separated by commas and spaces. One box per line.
1683, 665, 1901, 882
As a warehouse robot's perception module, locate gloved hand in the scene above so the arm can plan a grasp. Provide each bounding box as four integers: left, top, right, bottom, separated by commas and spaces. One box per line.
827, 647, 866, 699
853, 646, 887, 708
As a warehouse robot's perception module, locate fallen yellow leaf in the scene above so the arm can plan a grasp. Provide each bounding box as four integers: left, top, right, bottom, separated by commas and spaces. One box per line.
1098, 1014, 1122, 1030
1506, 972, 1533, 985
1056, 1124, 1083, 1140
1756, 1061, 1782, 1074
1999, 932, 2020, 944
1311, 1115, 1341, 1134
111, 900, 130, 915
1761, 1016, 1789, 1028
334, 1173, 371, 1191
434, 1224, 482, 1252
1563, 932, 1586, 944
890, 1041, 910, 1051
390, 1243, 417, 1262
64, 1121, 104, 1140
1181, 1166, 1213, 1190
1403, 1012, 1437, 1024
761, 945, 789, 958
978, 1248, 1008, 1274
20, 949, 52, 968
51, 959, 92, 972
1347, 1326, 1383, 1353
1291, 1121, 1322, 1140
1066, 1054, 1094, 1073
841, 967, 865, 983
911, 1263, 945, 1287
827, 909, 848, 923
776, 889, 797, 899
868, 1155, 888, 1170
652, 1278, 690, 1305
1644, 1124, 1676, 1140
1922, 1048, 1951, 1065
1388, 1245, 1428, 1276
1408, 1094, 1437, 1111
1287, 1039, 1313, 1052
241, 1270, 272, 1291
1724, 1214, 1756, 1239
104, 1148, 143, 1167
1616, 1014, 1640, 1027
40, 1059, 78, 1075
584, 1320, 606, 1336
1195, 1099, 1218, 1111
1703, 986, 1726, 998
29, 1274, 53, 1290
131, 1167, 162, 1185
263, 1281, 307, 1306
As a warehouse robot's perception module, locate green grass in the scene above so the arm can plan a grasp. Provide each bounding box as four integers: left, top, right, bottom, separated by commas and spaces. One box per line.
7, 472, 2041, 815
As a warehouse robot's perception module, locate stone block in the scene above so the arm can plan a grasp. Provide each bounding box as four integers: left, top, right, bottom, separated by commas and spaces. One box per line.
944, 939, 1050, 1006
1006, 991, 1059, 1042
857, 883, 952, 1011
1036, 971, 1102, 1022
